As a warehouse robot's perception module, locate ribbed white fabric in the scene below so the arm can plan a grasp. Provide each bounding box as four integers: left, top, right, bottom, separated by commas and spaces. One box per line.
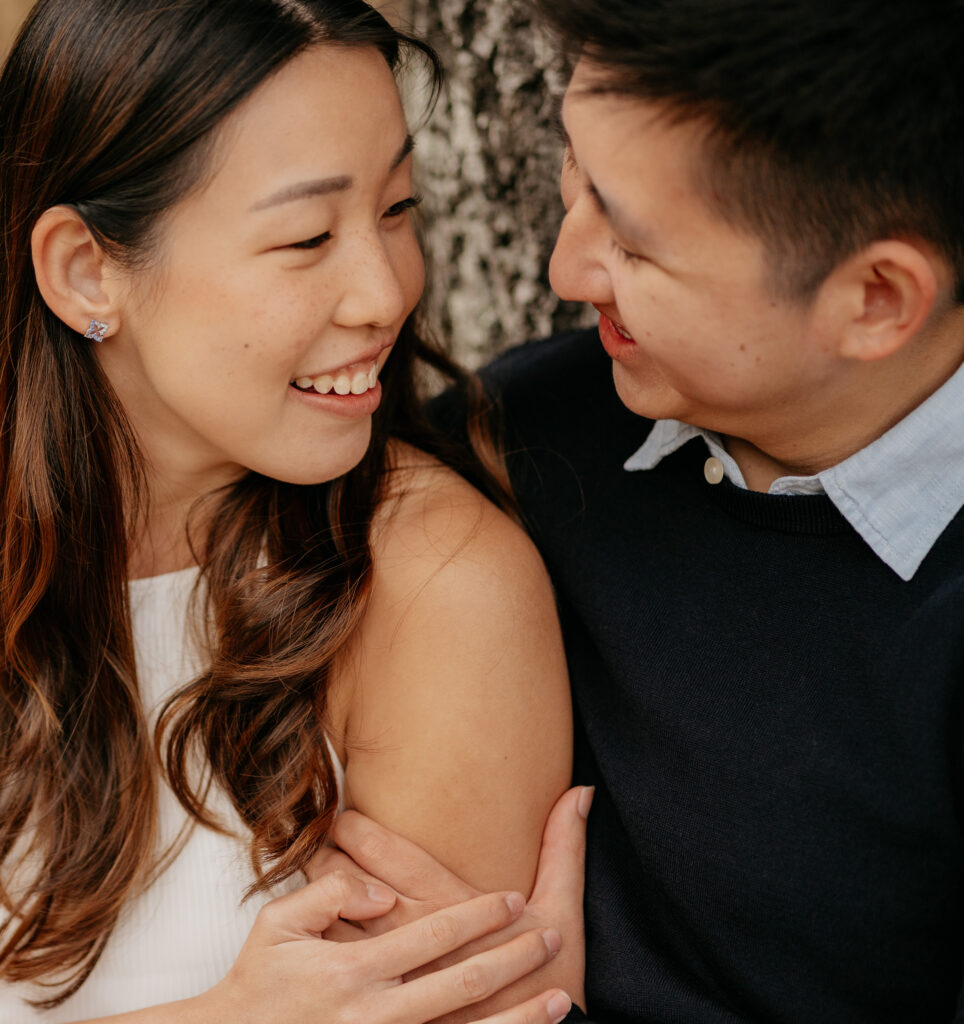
1, 566, 345, 1023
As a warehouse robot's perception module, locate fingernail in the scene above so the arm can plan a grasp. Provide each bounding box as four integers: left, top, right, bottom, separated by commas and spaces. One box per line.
366, 883, 395, 904
577, 786, 595, 820
541, 927, 562, 957
547, 991, 572, 1023
504, 891, 525, 915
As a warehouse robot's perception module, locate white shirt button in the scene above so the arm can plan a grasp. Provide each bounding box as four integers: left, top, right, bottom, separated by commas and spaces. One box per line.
704, 456, 724, 485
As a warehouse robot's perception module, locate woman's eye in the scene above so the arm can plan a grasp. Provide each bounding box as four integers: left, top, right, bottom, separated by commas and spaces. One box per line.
290, 231, 332, 251
285, 198, 421, 249
383, 195, 423, 219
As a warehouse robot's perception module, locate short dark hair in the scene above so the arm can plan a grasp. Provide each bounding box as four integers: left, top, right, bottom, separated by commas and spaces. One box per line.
533, 0, 964, 302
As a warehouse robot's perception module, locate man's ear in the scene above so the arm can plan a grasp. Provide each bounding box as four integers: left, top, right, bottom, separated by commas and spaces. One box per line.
827, 240, 941, 362
31, 206, 122, 340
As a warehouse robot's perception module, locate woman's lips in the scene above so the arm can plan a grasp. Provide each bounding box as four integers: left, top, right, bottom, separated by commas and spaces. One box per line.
292, 362, 379, 396
288, 379, 383, 419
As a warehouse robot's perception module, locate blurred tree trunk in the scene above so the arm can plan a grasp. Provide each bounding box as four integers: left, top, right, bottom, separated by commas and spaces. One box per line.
399, 0, 593, 367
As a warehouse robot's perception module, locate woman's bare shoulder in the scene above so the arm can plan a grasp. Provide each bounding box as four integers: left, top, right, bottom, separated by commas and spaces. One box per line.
329, 440, 572, 893
369, 439, 542, 587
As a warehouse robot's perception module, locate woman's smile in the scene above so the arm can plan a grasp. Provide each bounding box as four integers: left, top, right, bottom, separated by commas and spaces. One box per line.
96, 45, 424, 488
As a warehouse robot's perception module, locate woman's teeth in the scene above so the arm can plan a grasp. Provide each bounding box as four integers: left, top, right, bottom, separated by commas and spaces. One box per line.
613, 321, 634, 341
293, 364, 379, 396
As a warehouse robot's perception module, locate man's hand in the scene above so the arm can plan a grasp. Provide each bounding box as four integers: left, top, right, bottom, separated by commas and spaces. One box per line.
306, 787, 592, 1012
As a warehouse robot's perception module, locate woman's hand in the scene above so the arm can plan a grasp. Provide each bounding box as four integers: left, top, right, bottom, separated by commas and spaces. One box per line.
194, 869, 573, 1024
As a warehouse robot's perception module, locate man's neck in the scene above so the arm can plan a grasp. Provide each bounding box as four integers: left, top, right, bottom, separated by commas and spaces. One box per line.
721, 437, 798, 492
720, 435, 859, 491
721, 315, 964, 492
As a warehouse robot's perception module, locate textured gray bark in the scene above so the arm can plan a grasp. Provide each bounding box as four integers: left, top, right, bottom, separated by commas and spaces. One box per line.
398, 0, 594, 368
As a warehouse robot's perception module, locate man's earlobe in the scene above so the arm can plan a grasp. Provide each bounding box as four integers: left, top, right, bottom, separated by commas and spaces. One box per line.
837, 240, 940, 362
31, 206, 120, 341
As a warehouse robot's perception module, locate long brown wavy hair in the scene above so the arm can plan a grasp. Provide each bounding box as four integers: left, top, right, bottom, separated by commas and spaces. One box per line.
0, 0, 511, 1007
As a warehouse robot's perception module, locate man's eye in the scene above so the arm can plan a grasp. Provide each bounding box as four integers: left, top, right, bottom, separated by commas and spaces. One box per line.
290, 231, 332, 251
384, 195, 423, 219
611, 238, 646, 264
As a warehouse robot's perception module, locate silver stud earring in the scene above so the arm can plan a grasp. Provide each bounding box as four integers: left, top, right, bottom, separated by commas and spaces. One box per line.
84, 319, 109, 343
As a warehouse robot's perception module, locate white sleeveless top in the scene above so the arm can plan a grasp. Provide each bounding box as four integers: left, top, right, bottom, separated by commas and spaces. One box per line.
0, 567, 345, 1022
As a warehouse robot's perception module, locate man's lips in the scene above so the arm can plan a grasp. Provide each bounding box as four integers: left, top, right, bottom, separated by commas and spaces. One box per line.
597, 312, 637, 359
595, 307, 635, 341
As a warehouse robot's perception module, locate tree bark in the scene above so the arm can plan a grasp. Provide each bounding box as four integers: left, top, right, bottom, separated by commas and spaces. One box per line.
400, 0, 593, 367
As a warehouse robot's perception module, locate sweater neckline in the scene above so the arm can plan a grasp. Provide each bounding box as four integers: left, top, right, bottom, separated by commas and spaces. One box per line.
668, 440, 851, 536
712, 478, 851, 534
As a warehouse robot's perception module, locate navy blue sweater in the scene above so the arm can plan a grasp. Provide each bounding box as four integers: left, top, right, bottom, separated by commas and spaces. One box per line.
470, 330, 964, 1022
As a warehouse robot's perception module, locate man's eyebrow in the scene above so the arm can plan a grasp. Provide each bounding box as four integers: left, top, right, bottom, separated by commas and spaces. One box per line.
588, 180, 657, 254
556, 110, 655, 252
249, 134, 415, 212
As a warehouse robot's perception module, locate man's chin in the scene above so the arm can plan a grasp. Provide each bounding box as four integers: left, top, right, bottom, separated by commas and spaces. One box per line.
611, 359, 683, 422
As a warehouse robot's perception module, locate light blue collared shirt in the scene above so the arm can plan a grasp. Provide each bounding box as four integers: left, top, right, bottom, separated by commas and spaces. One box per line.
624, 358, 964, 581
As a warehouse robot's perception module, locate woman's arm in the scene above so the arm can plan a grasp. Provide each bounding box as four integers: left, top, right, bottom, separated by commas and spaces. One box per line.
327, 445, 578, 1017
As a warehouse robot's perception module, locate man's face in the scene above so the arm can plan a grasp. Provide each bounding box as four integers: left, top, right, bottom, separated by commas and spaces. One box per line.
550, 59, 841, 444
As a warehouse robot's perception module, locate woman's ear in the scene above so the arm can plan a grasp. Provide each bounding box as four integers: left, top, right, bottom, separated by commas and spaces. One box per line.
31, 206, 121, 341
831, 240, 941, 362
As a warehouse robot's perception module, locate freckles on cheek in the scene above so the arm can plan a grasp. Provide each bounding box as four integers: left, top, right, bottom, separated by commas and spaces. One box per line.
394, 235, 426, 311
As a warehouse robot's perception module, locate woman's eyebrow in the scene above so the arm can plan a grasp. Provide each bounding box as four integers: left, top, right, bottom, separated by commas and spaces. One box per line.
249, 134, 415, 212
250, 175, 352, 211
392, 133, 415, 169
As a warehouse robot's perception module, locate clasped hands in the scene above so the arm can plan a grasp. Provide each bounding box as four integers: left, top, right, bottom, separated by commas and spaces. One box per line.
303, 786, 591, 1024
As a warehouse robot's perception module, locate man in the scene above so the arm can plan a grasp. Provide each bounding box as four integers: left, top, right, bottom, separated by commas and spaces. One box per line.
318, 2, 964, 1020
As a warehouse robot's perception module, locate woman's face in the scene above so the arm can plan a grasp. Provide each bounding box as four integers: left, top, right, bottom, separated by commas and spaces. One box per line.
100, 44, 424, 492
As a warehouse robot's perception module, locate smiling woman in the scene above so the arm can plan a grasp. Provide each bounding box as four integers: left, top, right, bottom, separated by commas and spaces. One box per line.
81, 44, 427, 509
0, 2, 577, 1023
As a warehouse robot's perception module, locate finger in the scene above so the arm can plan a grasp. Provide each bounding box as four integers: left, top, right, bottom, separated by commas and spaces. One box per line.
322, 918, 368, 943
331, 810, 469, 899
324, 895, 415, 940
471, 988, 573, 1024
306, 844, 384, 887
369, 890, 526, 979
385, 923, 563, 1022
528, 787, 592, 909
257, 869, 396, 939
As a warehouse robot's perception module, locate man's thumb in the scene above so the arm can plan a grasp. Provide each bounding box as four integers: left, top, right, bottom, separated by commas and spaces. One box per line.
258, 869, 396, 939
529, 786, 593, 908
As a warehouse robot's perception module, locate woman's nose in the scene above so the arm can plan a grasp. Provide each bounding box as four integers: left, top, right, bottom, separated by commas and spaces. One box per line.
333, 235, 408, 328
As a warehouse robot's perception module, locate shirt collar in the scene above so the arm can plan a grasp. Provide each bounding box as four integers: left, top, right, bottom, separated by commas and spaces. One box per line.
624, 359, 964, 581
